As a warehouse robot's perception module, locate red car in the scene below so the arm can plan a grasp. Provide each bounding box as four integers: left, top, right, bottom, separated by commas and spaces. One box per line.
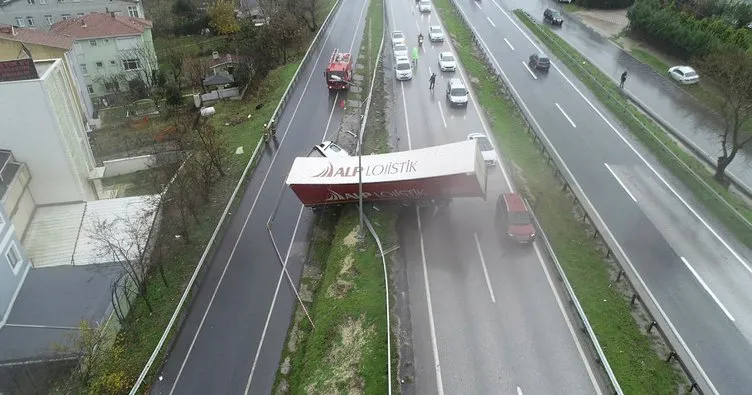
496, 192, 536, 244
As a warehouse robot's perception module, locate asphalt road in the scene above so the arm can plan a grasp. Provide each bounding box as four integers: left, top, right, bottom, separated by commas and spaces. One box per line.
386, 1, 602, 394
149, 0, 370, 393
453, 0, 752, 392
502, 0, 752, 192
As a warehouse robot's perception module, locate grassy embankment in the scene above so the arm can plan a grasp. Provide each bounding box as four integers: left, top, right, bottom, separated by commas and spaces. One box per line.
516, 11, 752, 251
434, 0, 683, 393
273, 0, 397, 392
73, 1, 340, 392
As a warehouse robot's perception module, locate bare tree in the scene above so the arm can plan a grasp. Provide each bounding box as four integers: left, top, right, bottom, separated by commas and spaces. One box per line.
695, 49, 752, 184
87, 207, 157, 313
185, 56, 212, 92
268, 11, 304, 63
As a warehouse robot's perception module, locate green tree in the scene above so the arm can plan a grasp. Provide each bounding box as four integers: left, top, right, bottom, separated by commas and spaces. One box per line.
208, 0, 240, 35
695, 50, 752, 184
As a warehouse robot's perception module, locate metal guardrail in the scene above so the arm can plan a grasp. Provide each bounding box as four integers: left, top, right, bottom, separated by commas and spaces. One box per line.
444, 1, 715, 393
522, 12, 752, 235
127, 1, 344, 393
443, 1, 718, 394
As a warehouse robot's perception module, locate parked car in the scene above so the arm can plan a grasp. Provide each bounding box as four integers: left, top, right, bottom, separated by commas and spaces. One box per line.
393, 43, 409, 59
391, 31, 406, 45
438, 51, 457, 72
446, 78, 469, 107
496, 192, 536, 244
668, 65, 699, 85
429, 25, 444, 42
395, 56, 413, 80
418, 0, 432, 12
528, 53, 551, 72
467, 133, 497, 166
543, 8, 563, 26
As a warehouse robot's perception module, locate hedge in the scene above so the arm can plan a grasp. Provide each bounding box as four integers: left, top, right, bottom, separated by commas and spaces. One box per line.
576, 0, 634, 10
627, 0, 752, 59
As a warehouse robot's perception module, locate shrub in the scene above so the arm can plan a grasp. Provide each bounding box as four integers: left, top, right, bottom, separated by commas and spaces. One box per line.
576, 0, 634, 10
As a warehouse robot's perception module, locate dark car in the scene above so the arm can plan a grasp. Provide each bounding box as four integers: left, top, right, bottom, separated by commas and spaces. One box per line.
543, 8, 563, 26
496, 193, 536, 244
528, 53, 551, 72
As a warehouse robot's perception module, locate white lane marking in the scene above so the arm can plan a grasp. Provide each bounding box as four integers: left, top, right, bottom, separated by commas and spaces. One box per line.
416, 20, 421, 31
604, 163, 636, 202
504, 37, 515, 50
523, 61, 537, 80
437, 102, 447, 128
681, 257, 735, 322
517, 387, 524, 395
167, 2, 347, 391
473, 233, 496, 303
444, 5, 601, 392
486, 16, 496, 27
490, 0, 752, 278
244, 207, 305, 393
474, 1, 481, 9
533, 244, 603, 394
428, 66, 433, 75
554, 103, 576, 128
400, 83, 413, 149
416, 207, 445, 395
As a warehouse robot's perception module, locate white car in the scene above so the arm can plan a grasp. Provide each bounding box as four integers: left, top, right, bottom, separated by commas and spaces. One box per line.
429, 25, 444, 42
391, 31, 406, 46
438, 51, 456, 72
668, 65, 699, 85
395, 56, 413, 80
467, 133, 497, 167
312, 141, 350, 158
393, 43, 409, 59
418, 0, 432, 12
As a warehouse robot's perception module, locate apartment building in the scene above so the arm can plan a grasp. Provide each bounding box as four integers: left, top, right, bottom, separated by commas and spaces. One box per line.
0, 0, 143, 32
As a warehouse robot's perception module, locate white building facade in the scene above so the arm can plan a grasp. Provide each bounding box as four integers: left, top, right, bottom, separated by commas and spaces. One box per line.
0, 59, 98, 205
0, 0, 143, 32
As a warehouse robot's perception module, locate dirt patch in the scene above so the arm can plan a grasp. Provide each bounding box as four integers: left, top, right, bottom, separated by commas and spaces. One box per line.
340, 254, 356, 277
343, 226, 359, 247
327, 279, 354, 299
571, 8, 628, 38
305, 315, 373, 395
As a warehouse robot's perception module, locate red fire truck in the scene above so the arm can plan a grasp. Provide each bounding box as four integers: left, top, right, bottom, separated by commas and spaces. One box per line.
286, 140, 488, 210
325, 49, 353, 91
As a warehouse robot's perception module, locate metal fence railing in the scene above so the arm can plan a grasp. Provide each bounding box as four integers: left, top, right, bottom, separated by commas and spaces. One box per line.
128, 1, 345, 392
444, 1, 716, 394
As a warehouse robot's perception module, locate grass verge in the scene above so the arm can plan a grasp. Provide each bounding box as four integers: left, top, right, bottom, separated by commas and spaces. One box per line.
435, 0, 683, 393
515, 10, 752, 251
274, 0, 395, 392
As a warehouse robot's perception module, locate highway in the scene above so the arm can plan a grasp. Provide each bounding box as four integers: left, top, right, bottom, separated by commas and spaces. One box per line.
386, 0, 602, 393
450, 0, 752, 392
148, 0, 370, 393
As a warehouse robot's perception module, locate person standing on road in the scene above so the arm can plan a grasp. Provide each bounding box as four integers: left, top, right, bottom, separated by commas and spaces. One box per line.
429, 73, 436, 90
412, 47, 419, 66
620, 70, 628, 88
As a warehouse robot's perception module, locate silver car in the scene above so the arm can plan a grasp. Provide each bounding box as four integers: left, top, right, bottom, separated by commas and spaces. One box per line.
429, 25, 444, 42
438, 52, 456, 72
393, 43, 409, 59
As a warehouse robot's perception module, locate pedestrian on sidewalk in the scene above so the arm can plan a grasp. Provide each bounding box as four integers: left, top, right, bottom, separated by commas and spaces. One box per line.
620, 70, 628, 88
429, 73, 436, 90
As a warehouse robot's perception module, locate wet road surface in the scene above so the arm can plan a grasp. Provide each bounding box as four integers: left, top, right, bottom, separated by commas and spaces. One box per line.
387, 0, 602, 393
149, 0, 369, 393
452, 0, 752, 393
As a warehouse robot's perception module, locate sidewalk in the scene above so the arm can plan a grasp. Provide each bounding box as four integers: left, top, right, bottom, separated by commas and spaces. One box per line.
508, 0, 752, 192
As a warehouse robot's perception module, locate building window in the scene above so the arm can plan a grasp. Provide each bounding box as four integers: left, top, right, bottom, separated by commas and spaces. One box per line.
77, 12, 84, 17
127, 5, 139, 18
15, 17, 25, 27
61, 13, 71, 20
57, 0, 65, 3
80, 63, 88, 75
26, 17, 35, 26
95, 61, 103, 68
45, 15, 53, 25
109, 60, 116, 66
39, 0, 46, 4
104, 81, 119, 92
86, 85, 94, 94
6, 243, 21, 271
89, 39, 97, 47
122, 59, 140, 71
27, 0, 35, 5
113, 10, 122, 16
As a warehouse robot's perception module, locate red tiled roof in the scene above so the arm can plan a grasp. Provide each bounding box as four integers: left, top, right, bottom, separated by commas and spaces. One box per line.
49, 13, 152, 39
0, 24, 73, 50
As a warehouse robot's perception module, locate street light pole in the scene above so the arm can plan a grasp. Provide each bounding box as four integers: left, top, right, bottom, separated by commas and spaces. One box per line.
357, 120, 365, 240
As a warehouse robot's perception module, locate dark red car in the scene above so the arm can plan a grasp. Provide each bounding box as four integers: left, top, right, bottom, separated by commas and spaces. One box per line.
496, 193, 536, 244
